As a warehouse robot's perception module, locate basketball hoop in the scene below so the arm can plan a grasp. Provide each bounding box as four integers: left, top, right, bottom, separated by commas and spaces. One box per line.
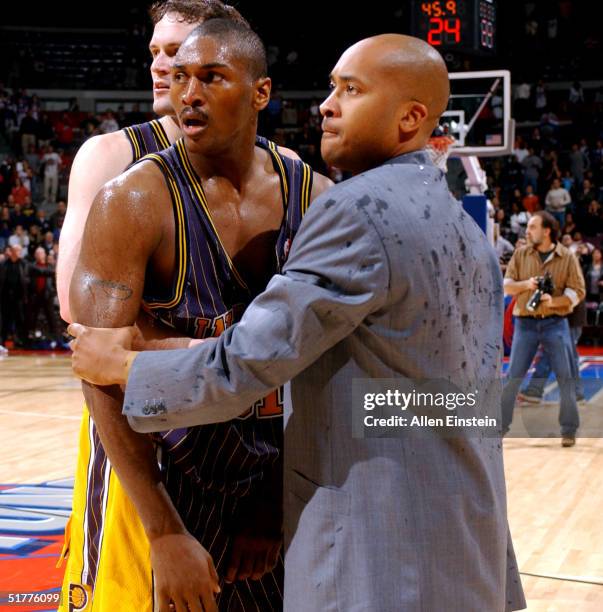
426, 135, 455, 172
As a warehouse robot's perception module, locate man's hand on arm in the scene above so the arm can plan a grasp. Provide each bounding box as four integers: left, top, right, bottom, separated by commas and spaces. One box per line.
68, 320, 206, 386
69, 323, 137, 386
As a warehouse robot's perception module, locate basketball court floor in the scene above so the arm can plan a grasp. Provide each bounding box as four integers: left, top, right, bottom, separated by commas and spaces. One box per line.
1, 351, 602, 611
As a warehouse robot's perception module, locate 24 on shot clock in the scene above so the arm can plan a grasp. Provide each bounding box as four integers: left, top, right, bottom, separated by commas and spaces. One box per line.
410, 0, 497, 55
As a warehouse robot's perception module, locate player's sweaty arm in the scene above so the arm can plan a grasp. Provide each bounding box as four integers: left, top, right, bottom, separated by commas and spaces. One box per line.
70, 166, 219, 612
58, 131, 133, 324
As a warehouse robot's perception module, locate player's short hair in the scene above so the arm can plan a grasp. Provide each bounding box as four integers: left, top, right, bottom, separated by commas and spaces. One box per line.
188, 18, 267, 80
149, 0, 249, 28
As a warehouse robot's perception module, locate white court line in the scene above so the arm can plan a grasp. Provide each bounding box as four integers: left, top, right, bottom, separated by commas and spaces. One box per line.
0, 409, 80, 421
520, 570, 603, 586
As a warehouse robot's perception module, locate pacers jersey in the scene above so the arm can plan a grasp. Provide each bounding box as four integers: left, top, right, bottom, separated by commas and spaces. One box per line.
59, 119, 171, 612
139, 135, 313, 501
123, 118, 171, 164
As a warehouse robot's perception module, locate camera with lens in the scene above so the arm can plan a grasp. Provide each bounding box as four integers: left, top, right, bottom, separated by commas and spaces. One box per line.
526, 272, 555, 312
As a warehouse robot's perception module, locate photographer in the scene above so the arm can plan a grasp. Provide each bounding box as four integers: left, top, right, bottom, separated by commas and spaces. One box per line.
501, 211, 585, 446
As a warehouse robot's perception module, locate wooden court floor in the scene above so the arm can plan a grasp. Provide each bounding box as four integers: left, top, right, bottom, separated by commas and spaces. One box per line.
1, 354, 603, 610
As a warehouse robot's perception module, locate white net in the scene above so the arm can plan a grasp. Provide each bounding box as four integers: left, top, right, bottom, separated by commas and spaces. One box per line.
426, 136, 455, 172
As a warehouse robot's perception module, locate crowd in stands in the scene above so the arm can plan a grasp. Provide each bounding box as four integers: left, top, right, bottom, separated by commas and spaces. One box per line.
2, 61, 603, 351
0, 87, 74, 351
487, 76, 603, 329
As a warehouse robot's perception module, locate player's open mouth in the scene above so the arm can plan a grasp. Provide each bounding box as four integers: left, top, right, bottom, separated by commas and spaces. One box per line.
182, 118, 208, 136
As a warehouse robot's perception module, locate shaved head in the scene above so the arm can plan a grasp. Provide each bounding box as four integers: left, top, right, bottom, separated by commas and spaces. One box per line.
342, 34, 449, 133
320, 33, 450, 174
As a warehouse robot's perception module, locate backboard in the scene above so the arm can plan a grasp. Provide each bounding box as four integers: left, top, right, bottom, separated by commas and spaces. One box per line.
435, 69, 513, 157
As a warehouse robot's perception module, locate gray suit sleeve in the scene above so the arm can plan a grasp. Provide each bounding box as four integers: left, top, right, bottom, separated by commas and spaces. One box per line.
124, 189, 390, 432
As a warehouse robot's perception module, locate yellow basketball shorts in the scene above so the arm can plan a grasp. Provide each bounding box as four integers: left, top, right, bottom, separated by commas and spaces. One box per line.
58, 406, 152, 612
58, 406, 284, 611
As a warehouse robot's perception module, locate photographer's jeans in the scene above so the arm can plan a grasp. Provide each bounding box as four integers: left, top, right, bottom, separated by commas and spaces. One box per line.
502, 316, 579, 436
520, 326, 584, 398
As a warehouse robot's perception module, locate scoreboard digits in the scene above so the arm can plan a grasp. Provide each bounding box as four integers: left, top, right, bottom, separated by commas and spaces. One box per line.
411, 0, 497, 54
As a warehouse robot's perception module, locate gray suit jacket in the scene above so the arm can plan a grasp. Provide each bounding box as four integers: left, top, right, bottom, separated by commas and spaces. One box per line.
124, 150, 526, 611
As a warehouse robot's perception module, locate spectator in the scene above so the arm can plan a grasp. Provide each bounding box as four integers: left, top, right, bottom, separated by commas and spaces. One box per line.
99, 111, 119, 134
584, 247, 603, 303
50, 200, 67, 235
495, 208, 512, 241
10, 204, 26, 227
561, 233, 574, 250
53, 113, 74, 148
522, 184, 540, 213
8, 225, 29, 256
21, 196, 36, 226
583, 200, 603, 235
561, 170, 574, 193
31, 209, 51, 234
509, 202, 530, 241
545, 178, 571, 228
575, 178, 597, 210
19, 109, 38, 155
80, 113, 100, 139
534, 79, 547, 115
591, 140, 603, 172
0, 244, 29, 349
16, 158, 34, 193
41, 145, 61, 204
495, 230, 515, 262
37, 113, 55, 149
10, 177, 30, 206
522, 147, 543, 191
502, 158, 524, 197
0, 210, 11, 252
562, 212, 577, 236
24, 144, 41, 178
27, 224, 43, 259
544, 150, 562, 184
571, 232, 595, 257
27, 246, 58, 347
569, 143, 590, 187
41, 230, 56, 255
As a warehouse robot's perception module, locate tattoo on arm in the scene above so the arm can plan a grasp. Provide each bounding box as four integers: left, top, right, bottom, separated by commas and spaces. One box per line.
90, 279, 134, 301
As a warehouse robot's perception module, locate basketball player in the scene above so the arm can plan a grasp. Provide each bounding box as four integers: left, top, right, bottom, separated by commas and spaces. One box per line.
57, 3, 303, 611
57, 0, 253, 322
67, 18, 332, 612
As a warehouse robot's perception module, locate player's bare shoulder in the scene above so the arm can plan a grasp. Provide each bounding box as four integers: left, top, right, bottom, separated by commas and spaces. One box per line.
71, 129, 133, 177
271, 143, 333, 201
276, 145, 300, 161
96, 155, 171, 221
310, 172, 334, 203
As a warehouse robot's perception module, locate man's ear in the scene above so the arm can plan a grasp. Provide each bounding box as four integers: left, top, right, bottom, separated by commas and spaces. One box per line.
399, 100, 429, 136
253, 77, 272, 112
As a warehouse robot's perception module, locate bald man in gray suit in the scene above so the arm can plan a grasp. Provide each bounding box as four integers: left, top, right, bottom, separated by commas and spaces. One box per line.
70, 34, 525, 611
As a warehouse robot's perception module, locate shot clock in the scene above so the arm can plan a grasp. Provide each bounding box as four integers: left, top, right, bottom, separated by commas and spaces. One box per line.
410, 0, 497, 55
